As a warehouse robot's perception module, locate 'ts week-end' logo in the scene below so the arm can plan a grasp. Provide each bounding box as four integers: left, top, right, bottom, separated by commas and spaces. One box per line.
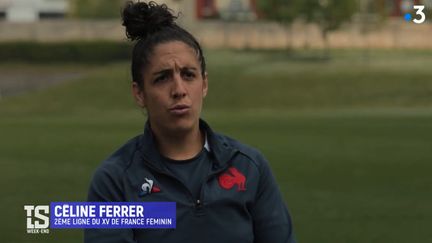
24, 202, 176, 234
24, 205, 50, 234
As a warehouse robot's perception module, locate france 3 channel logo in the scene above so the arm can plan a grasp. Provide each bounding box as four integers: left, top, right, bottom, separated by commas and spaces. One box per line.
403, 2, 429, 24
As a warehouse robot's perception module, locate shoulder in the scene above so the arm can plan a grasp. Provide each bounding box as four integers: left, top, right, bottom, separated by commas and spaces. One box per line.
213, 132, 269, 171
87, 135, 143, 201
91, 135, 142, 181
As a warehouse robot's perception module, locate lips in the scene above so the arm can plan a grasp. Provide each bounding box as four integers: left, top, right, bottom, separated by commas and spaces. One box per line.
169, 104, 190, 115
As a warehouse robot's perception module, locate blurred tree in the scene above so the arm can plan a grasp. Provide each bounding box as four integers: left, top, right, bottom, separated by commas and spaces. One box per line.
299, 0, 357, 55
420, 0, 432, 22
256, 0, 300, 49
71, 0, 125, 19
357, 0, 387, 62
367, 0, 388, 20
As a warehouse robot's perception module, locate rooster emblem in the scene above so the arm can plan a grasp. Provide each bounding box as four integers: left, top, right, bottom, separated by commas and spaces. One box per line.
218, 167, 246, 191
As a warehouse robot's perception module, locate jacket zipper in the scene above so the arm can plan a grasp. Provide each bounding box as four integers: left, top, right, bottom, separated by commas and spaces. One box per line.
196, 150, 240, 209
142, 149, 239, 211
142, 158, 197, 206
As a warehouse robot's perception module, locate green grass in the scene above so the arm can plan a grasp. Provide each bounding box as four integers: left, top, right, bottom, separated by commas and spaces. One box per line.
1, 49, 432, 242
0, 41, 131, 63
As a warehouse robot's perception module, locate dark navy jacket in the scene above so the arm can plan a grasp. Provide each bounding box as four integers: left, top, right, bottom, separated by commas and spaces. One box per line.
85, 119, 296, 243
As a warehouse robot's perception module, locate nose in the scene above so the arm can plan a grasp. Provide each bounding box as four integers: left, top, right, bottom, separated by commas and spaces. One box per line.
171, 73, 187, 99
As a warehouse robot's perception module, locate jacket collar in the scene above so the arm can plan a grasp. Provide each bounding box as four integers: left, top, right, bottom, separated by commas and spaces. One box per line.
139, 118, 237, 172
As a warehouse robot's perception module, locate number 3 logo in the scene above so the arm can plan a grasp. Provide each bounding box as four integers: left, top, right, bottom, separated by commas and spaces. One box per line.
413, 5, 426, 24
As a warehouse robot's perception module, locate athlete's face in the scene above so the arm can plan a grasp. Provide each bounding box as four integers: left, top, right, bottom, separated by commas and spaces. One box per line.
132, 41, 208, 134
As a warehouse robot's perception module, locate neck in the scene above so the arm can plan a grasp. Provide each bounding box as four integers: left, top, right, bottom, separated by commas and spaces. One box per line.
151, 122, 204, 161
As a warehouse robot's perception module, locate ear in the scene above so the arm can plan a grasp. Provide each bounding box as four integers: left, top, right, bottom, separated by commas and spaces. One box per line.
132, 82, 146, 108
202, 72, 208, 98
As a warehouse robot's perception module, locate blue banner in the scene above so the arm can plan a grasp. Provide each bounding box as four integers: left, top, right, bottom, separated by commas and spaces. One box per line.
50, 202, 176, 229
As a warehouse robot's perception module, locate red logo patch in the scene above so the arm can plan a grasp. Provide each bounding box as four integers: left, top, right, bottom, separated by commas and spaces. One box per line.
218, 167, 246, 191
151, 186, 161, 193
139, 178, 161, 197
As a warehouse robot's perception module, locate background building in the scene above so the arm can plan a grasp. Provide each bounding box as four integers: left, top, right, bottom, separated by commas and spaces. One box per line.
0, 0, 68, 22
197, 0, 257, 20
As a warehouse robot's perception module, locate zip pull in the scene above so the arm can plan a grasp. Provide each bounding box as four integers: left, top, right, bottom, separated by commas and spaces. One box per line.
194, 199, 205, 216
195, 199, 204, 210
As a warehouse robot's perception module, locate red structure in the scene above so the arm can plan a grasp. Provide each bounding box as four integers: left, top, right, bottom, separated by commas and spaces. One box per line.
388, 0, 421, 16
196, 0, 259, 19
196, 0, 218, 19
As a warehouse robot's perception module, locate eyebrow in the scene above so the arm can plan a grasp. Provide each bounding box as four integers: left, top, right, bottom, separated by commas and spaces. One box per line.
152, 69, 172, 76
152, 67, 198, 76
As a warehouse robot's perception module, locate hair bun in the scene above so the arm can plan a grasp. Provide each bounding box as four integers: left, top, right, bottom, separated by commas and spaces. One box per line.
122, 1, 177, 41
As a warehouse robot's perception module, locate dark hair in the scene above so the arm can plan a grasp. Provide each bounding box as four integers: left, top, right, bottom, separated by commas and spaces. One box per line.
122, 1, 206, 89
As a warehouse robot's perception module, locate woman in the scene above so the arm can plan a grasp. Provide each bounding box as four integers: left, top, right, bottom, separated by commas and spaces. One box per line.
85, 1, 296, 242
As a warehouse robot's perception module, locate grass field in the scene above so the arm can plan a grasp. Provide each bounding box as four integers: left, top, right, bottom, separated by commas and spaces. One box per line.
1, 49, 432, 243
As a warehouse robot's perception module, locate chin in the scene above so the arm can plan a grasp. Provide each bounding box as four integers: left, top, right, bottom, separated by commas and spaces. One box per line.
162, 116, 196, 133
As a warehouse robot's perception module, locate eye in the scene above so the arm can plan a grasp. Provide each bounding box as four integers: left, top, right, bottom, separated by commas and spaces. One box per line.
182, 70, 196, 81
154, 74, 168, 84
